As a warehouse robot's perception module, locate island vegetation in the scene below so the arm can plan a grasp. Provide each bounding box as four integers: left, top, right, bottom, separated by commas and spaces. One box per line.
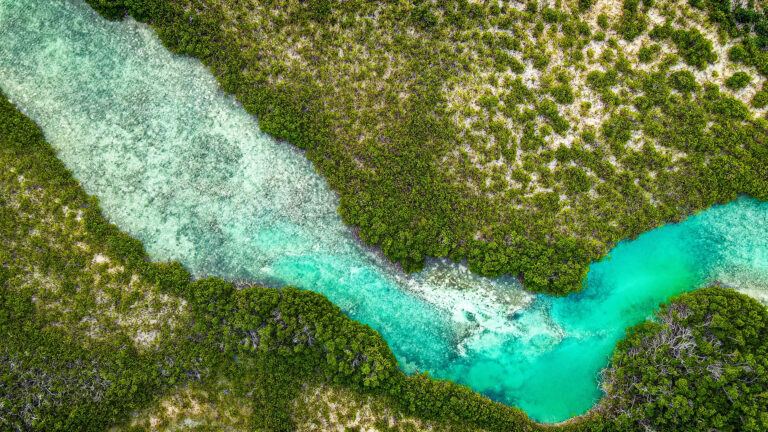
2, 91, 531, 431
3, 83, 767, 429
3, 0, 768, 430
598, 287, 768, 431
85, 0, 768, 296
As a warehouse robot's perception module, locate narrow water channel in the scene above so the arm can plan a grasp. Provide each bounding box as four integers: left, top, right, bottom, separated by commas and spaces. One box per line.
1, 0, 766, 422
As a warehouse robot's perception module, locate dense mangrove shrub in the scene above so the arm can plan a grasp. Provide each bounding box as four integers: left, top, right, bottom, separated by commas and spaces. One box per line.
0, 323, 163, 432
600, 287, 768, 431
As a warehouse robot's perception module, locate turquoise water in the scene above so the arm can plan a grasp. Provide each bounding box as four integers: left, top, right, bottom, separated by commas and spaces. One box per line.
1, 0, 767, 422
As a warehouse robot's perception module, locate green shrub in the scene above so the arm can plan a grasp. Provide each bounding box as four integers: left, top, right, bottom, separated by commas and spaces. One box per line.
586, 69, 618, 90
670, 28, 716, 69
633, 95, 652, 111
668, 70, 698, 93
617, 0, 648, 40
578, 0, 593, 11
597, 13, 609, 29
751, 90, 768, 108
593, 31, 606, 41
537, 99, 570, 134
637, 44, 661, 62
542, 7, 560, 23
728, 45, 750, 62
559, 166, 592, 194
725, 71, 752, 89
643, 71, 670, 105
478, 93, 500, 109
411, 5, 438, 29
710, 97, 750, 120
602, 110, 635, 154
703, 82, 721, 100
581, 127, 597, 143
550, 84, 575, 104
0, 325, 165, 432
651, 25, 716, 69
649, 23, 673, 40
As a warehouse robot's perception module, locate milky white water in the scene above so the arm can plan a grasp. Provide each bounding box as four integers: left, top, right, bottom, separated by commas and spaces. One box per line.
1, 0, 766, 422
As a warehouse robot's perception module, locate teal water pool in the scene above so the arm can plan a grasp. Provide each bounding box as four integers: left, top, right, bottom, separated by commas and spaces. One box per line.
1, 0, 767, 422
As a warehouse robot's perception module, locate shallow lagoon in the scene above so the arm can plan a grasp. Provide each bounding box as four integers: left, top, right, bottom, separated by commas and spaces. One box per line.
1, 0, 767, 422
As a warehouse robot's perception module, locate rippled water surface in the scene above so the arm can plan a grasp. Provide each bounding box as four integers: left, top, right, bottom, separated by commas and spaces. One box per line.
2, 0, 767, 422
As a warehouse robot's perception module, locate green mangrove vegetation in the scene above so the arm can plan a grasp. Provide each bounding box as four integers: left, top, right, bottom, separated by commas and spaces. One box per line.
599, 287, 768, 431
2, 66, 768, 429
86, 0, 768, 295
0, 90, 530, 431
3, 0, 768, 430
